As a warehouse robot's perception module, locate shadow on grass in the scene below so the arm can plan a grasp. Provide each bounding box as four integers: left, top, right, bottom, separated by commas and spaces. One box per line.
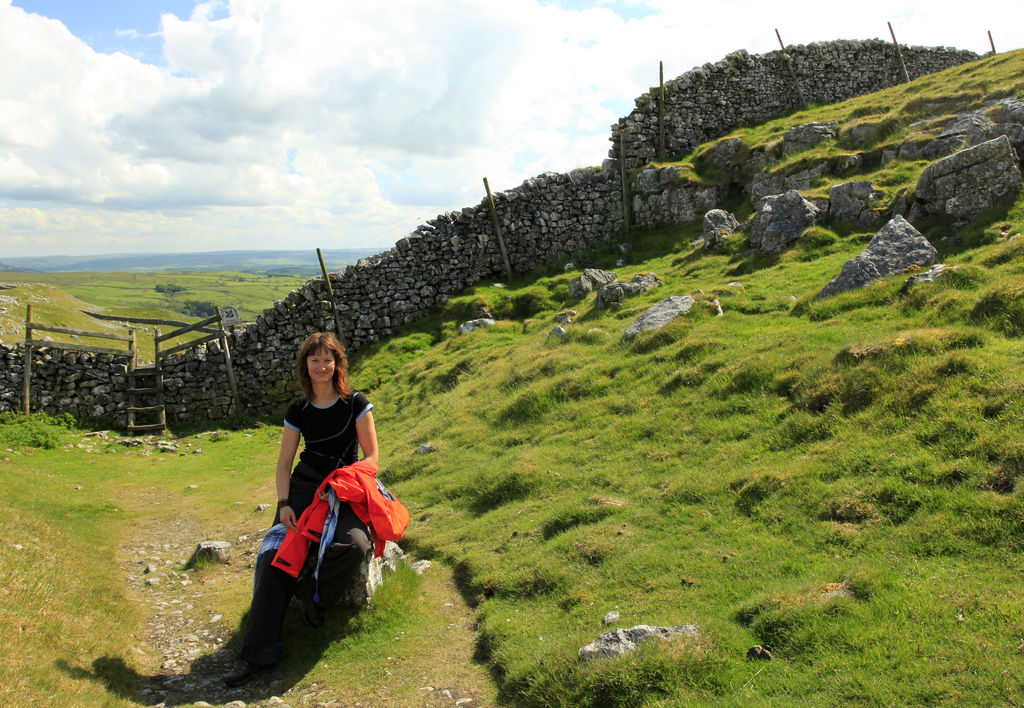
55, 605, 362, 706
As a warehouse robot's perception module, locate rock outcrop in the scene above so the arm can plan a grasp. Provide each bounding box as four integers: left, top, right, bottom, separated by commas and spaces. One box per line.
623, 296, 695, 338
912, 135, 1023, 221
829, 181, 884, 228
702, 209, 740, 248
569, 268, 618, 300
594, 273, 662, 310
749, 190, 820, 255
579, 624, 698, 661
819, 216, 937, 298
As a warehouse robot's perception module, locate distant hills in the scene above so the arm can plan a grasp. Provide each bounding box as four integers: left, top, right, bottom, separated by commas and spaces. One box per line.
0, 248, 384, 275
0, 262, 38, 273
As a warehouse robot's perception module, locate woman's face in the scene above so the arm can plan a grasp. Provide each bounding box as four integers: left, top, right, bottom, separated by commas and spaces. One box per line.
306, 348, 336, 386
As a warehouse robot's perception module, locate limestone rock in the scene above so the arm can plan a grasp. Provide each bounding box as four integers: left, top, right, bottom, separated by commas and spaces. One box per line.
569, 268, 617, 300
819, 216, 937, 298
901, 263, 949, 292
829, 181, 884, 228
458, 318, 495, 335
749, 190, 820, 255
594, 273, 662, 310
782, 122, 837, 154
708, 136, 746, 170
190, 541, 231, 565
336, 541, 405, 607
578, 624, 698, 661
913, 135, 1022, 221
749, 172, 787, 203
623, 296, 695, 339
702, 209, 739, 248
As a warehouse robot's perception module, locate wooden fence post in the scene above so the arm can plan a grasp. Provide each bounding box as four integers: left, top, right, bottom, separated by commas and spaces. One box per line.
483, 177, 514, 281
658, 61, 665, 160
888, 22, 911, 83
316, 247, 345, 345
216, 307, 241, 416
775, 28, 806, 107
22, 304, 32, 415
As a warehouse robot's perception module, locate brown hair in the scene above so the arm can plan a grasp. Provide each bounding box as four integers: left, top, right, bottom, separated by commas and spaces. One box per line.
295, 332, 352, 399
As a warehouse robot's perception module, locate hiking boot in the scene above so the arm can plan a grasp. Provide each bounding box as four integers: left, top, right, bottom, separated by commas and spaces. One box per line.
223, 659, 260, 687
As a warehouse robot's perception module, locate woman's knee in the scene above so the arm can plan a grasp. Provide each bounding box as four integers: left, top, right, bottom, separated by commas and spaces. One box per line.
330, 527, 371, 556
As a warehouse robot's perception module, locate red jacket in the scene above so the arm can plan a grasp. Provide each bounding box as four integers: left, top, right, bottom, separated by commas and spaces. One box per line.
271, 460, 410, 578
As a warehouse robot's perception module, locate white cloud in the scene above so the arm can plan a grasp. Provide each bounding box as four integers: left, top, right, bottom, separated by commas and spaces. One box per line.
0, 0, 1021, 258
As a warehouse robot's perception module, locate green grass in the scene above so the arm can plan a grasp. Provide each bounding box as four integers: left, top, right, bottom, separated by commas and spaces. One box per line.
4, 47, 1024, 708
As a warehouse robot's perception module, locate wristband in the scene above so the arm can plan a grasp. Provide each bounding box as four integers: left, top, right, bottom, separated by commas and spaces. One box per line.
278, 498, 290, 506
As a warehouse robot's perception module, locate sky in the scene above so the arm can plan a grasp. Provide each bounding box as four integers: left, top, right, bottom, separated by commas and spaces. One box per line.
1, 0, 1020, 259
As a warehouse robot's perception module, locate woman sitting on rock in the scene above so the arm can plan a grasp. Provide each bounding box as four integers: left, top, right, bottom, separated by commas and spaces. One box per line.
224, 331, 377, 687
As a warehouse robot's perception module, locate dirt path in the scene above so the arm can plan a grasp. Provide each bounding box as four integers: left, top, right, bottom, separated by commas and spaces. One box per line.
118, 487, 499, 707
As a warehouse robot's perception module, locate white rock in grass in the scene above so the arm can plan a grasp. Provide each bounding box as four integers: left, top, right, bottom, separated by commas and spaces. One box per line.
458, 318, 494, 334
579, 624, 698, 661
190, 540, 231, 565
603, 611, 620, 625
623, 296, 695, 339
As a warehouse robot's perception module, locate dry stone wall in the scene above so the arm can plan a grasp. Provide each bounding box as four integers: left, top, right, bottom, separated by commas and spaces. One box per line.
612, 40, 978, 172
0, 168, 623, 422
0, 40, 980, 425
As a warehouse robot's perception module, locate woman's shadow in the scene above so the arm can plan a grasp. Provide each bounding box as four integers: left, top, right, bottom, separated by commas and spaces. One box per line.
55, 605, 360, 707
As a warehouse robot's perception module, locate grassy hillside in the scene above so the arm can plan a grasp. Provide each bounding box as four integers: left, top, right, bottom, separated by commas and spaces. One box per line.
349, 49, 1024, 705
0, 271, 306, 360
3, 49, 1024, 707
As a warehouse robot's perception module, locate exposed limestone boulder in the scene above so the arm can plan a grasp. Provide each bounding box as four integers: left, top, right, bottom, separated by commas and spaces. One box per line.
569, 268, 617, 300
708, 136, 747, 171
848, 123, 882, 145
901, 264, 949, 292
749, 190, 821, 255
579, 624, 698, 661
829, 181, 884, 228
458, 318, 495, 334
782, 122, 837, 154
190, 541, 231, 565
995, 98, 1024, 125
336, 541, 405, 607
920, 115, 997, 160
702, 209, 740, 248
749, 172, 786, 203
819, 216, 937, 298
623, 296, 695, 338
989, 123, 1024, 160
912, 135, 1022, 221
594, 273, 662, 310
750, 163, 828, 203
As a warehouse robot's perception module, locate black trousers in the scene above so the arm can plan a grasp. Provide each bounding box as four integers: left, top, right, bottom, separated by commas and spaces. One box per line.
240, 502, 372, 666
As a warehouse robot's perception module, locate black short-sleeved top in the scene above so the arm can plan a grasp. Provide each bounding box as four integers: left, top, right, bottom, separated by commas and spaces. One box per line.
284, 392, 373, 479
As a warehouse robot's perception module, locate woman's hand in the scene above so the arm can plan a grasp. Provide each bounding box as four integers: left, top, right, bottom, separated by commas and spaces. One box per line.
279, 504, 297, 530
